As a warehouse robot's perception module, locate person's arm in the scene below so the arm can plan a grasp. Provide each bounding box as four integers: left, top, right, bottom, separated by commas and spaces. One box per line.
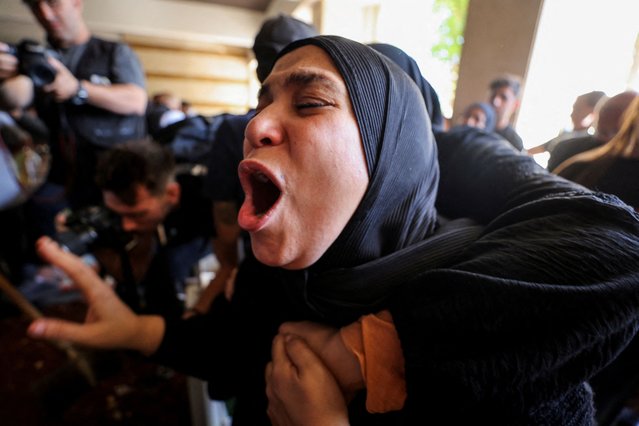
27, 237, 165, 356
43, 56, 146, 115
526, 140, 550, 155
186, 201, 241, 317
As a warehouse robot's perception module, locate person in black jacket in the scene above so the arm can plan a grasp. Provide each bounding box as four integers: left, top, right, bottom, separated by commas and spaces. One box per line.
27, 37, 639, 425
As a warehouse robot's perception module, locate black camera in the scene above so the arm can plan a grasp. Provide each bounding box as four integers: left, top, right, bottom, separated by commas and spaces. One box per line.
56, 206, 133, 256
7, 39, 58, 88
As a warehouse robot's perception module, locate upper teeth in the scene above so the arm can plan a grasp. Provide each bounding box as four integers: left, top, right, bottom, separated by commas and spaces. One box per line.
256, 172, 269, 183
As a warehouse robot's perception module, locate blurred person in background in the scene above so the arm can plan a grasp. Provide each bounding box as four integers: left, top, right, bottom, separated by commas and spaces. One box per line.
547, 91, 638, 172
488, 74, 524, 150
0, 0, 147, 240
528, 90, 606, 156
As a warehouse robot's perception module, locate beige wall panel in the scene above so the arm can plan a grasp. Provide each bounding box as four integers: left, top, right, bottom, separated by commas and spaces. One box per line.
146, 78, 252, 107
191, 104, 249, 116
135, 47, 251, 82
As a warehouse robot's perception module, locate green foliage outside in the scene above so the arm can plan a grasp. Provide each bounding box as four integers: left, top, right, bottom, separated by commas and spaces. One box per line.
432, 0, 469, 67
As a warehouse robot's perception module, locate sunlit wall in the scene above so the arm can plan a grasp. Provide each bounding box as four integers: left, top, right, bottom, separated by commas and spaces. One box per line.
518, 0, 639, 166
319, 0, 458, 118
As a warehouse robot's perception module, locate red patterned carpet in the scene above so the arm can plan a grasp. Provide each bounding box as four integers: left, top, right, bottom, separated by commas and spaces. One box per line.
0, 301, 192, 426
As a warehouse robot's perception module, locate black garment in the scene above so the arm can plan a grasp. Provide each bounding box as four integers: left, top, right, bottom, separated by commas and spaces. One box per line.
153, 37, 639, 425
496, 124, 524, 151
547, 135, 605, 172
0, 205, 30, 284
38, 36, 146, 208
556, 155, 639, 424
557, 156, 639, 209
368, 43, 445, 132
203, 112, 252, 207
202, 111, 253, 255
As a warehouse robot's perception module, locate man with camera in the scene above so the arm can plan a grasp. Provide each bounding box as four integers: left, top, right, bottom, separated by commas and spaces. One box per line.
66, 139, 214, 318
0, 0, 147, 236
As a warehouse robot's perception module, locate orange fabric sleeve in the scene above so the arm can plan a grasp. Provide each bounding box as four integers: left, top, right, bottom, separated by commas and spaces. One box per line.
339, 310, 406, 413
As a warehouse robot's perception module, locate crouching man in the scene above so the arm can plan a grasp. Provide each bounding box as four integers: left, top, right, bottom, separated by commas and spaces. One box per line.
86, 140, 214, 318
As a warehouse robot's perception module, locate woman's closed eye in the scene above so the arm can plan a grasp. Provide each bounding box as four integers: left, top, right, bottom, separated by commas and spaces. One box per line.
296, 98, 335, 111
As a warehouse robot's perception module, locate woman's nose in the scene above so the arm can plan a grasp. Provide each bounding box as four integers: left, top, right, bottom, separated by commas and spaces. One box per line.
244, 107, 284, 149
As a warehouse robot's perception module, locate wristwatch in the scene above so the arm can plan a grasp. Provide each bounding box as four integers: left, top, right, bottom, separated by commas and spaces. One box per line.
71, 80, 89, 105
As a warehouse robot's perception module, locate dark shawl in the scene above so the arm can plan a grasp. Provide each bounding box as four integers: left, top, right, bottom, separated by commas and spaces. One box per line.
368, 43, 445, 132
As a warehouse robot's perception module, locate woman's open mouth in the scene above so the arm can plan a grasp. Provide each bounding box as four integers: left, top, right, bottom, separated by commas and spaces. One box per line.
237, 161, 283, 232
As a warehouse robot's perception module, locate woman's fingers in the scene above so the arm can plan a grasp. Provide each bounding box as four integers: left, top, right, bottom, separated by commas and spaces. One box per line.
36, 237, 106, 301
28, 318, 95, 346
283, 336, 324, 373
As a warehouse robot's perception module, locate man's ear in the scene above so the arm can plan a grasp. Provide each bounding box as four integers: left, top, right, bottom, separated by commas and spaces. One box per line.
165, 181, 180, 206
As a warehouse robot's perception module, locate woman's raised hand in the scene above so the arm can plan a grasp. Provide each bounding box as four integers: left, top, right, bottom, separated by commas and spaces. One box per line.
27, 237, 165, 355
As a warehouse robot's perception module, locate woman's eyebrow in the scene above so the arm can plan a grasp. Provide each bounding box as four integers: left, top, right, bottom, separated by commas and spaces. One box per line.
284, 70, 342, 95
256, 70, 343, 104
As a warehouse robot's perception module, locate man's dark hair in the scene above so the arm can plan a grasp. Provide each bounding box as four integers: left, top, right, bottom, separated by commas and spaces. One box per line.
252, 14, 318, 83
579, 90, 607, 108
489, 74, 522, 97
95, 140, 175, 206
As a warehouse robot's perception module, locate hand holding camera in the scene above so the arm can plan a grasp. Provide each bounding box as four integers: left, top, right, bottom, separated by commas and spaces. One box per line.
40, 55, 82, 103
3, 39, 58, 87
55, 206, 134, 256
2, 39, 86, 104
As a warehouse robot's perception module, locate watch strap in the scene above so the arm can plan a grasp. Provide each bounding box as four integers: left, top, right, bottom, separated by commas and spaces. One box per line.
71, 81, 89, 105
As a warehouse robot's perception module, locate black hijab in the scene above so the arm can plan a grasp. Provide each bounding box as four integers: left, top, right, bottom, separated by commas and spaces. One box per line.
281, 36, 440, 268
368, 43, 445, 132
274, 37, 482, 323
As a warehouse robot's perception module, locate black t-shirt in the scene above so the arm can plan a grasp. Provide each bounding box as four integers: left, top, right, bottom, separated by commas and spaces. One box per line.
495, 125, 524, 151
558, 156, 639, 209
203, 111, 254, 255
203, 112, 253, 204
546, 135, 604, 172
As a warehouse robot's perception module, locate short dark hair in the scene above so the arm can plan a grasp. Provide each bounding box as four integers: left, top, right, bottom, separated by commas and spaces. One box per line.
579, 91, 607, 108
95, 140, 175, 206
489, 74, 522, 97
252, 14, 318, 83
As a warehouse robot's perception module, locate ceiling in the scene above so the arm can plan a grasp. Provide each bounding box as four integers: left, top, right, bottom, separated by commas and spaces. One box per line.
180, 0, 272, 12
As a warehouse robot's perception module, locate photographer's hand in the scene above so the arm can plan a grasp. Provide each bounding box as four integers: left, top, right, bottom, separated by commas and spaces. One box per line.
42, 56, 80, 103
28, 237, 166, 356
0, 42, 18, 80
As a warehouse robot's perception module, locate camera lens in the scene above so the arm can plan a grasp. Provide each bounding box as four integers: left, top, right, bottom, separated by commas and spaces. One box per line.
27, 64, 57, 88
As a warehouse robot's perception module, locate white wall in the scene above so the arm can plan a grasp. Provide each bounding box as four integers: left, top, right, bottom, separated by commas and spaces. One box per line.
518, 0, 639, 162
0, 0, 268, 46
